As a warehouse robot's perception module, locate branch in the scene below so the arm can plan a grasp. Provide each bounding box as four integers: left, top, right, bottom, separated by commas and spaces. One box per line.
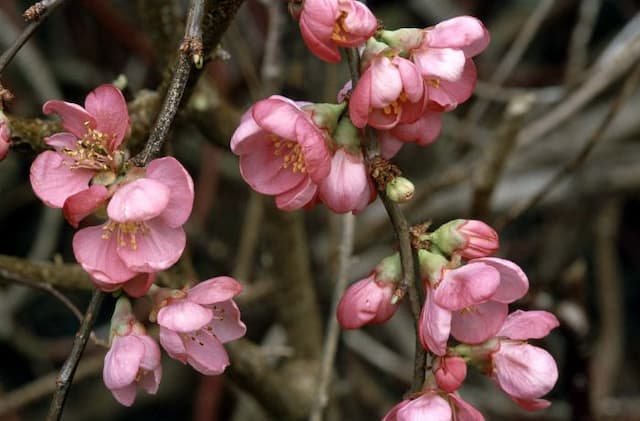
46, 289, 105, 421
0, 0, 67, 76
0, 254, 92, 290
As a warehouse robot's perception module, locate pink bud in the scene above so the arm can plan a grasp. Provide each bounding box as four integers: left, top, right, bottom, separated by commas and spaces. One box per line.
434, 356, 467, 392
337, 274, 399, 329
0, 113, 10, 161
431, 219, 499, 259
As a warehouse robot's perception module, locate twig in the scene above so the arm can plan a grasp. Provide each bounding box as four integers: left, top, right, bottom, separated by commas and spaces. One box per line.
0, 0, 67, 75
495, 63, 640, 230
46, 289, 105, 421
232, 192, 263, 282
565, 0, 602, 86
457, 0, 555, 143
310, 213, 355, 421
0, 254, 93, 291
346, 47, 425, 394
181, 0, 205, 68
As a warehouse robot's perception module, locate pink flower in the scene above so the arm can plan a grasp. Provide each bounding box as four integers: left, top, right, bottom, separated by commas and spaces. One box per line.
153, 277, 246, 375
383, 391, 484, 421
379, 108, 443, 147
298, 0, 377, 63
434, 356, 467, 392
73, 157, 194, 292
0, 112, 10, 161
230, 96, 331, 211
30, 84, 129, 210
431, 219, 499, 259
103, 321, 162, 407
318, 148, 375, 213
410, 16, 490, 109
337, 254, 402, 329
350, 55, 427, 129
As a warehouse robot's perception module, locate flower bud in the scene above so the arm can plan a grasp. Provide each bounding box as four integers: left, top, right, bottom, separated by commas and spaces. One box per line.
434, 356, 467, 392
0, 112, 10, 161
379, 28, 425, 52
431, 219, 499, 259
386, 176, 414, 203
333, 116, 361, 151
303, 102, 346, 134
417, 249, 448, 285
374, 252, 402, 284
337, 274, 399, 329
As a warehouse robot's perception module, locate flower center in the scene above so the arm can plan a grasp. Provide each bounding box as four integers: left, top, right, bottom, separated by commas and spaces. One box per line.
102, 220, 149, 250
63, 123, 114, 171
331, 12, 349, 42
270, 135, 306, 173
382, 92, 408, 116
428, 78, 440, 89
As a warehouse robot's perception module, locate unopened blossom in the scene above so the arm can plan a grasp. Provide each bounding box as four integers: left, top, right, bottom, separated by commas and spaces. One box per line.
73, 156, 194, 293
152, 277, 246, 375
430, 219, 499, 259
103, 297, 162, 406
30, 84, 129, 212
0, 111, 10, 161
230, 96, 332, 211
434, 355, 467, 392
383, 390, 484, 421
319, 148, 375, 213
337, 254, 401, 329
297, 0, 377, 63
350, 53, 427, 130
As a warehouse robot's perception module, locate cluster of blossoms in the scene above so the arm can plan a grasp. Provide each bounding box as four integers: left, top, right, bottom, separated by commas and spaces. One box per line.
338, 220, 559, 418
29, 85, 246, 406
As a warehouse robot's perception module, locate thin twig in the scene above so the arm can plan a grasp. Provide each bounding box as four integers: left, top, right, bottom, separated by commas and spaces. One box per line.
346, 47, 425, 394
565, 0, 602, 86
496, 63, 640, 230
457, 0, 555, 143
46, 289, 105, 421
310, 213, 355, 421
0, 0, 67, 75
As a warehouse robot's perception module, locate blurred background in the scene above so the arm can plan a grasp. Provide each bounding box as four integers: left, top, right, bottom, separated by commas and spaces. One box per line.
1, 0, 640, 419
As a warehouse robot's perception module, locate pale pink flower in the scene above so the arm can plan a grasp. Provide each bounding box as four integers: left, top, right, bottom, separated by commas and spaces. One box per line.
230, 95, 331, 211
298, 0, 377, 63
410, 16, 490, 109
318, 148, 375, 213
434, 355, 467, 392
337, 274, 398, 329
30, 84, 129, 210
103, 321, 162, 407
153, 277, 246, 375
73, 157, 194, 292
383, 391, 484, 421
0, 112, 10, 161
350, 55, 428, 130
431, 219, 499, 259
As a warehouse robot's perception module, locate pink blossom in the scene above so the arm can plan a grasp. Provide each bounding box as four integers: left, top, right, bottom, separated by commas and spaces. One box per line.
431, 219, 499, 259
153, 277, 246, 375
380, 108, 443, 147
383, 391, 484, 421
0, 112, 10, 161
350, 55, 428, 130
409, 16, 490, 109
73, 157, 194, 292
434, 356, 467, 392
318, 148, 375, 213
298, 0, 377, 63
230, 96, 331, 211
103, 322, 162, 406
30, 84, 129, 211
337, 274, 398, 329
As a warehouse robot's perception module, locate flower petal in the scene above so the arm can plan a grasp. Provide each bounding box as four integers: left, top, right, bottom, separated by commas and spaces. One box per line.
44, 132, 77, 151
110, 385, 138, 407
275, 176, 318, 211
108, 178, 170, 222
103, 335, 144, 389
207, 300, 247, 343
84, 84, 130, 150
497, 310, 559, 340
30, 151, 94, 208
146, 157, 195, 227
419, 288, 452, 356
187, 276, 243, 305
116, 219, 185, 272
434, 263, 500, 311
451, 301, 508, 344
42, 100, 94, 139
494, 342, 558, 400
472, 257, 529, 303
184, 329, 230, 375
157, 300, 213, 332
159, 326, 187, 362
63, 184, 109, 228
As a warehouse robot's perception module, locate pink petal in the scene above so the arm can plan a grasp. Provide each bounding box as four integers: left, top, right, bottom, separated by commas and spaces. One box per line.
510, 397, 552, 411
184, 329, 230, 375
275, 176, 318, 211
42, 100, 94, 139
63, 185, 109, 228
428, 16, 490, 57
434, 263, 500, 311
471, 257, 529, 303
494, 342, 558, 400
449, 394, 485, 421
299, 14, 341, 63
73, 225, 138, 285
44, 132, 77, 151
157, 300, 213, 332
84, 84, 130, 150
138, 366, 162, 395
497, 310, 559, 340
252, 96, 304, 141
318, 149, 374, 213
123, 272, 156, 298
389, 110, 442, 146
337, 277, 397, 329
116, 219, 185, 272
187, 276, 243, 305
413, 48, 466, 81
230, 109, 263, 155
108, 178, 170, 222
207, 299, 247, 343
419, 289, 452, 356
349, 66, 374, 128
110, 385, 138, 407
396, 393, 452, 420
30, 151, 94, 208
238, 140, 306, 195
377, 131, 404, 158
137, 334, 162, 371
339, 0, 377, 43
159, 326, 187, 362
103, 335, 144, 389
451, 301, 508, 344
146, 157, 195, 227
428, 60, 477, 110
